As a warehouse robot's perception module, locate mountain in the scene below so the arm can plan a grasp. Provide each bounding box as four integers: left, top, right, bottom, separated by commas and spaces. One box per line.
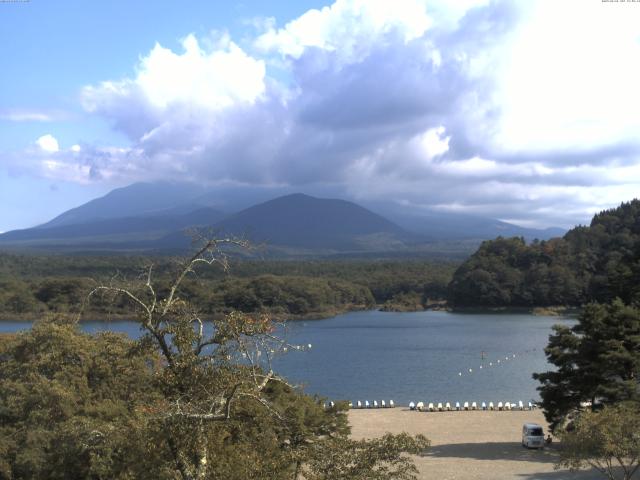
390, 211, 565, 241
213, 193, 409, 250
0, 181, 567, 255
0, 207, 224, 248
39, 182, 209, 229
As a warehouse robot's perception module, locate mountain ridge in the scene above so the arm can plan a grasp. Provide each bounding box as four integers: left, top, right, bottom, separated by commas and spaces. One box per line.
0, 182, 567, 255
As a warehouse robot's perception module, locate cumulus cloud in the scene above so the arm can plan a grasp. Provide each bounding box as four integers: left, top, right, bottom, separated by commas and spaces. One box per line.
7, 0, 640, 228
36, 134, 59, 152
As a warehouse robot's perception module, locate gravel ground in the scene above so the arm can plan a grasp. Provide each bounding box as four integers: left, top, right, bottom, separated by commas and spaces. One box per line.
348, 409, 606, 480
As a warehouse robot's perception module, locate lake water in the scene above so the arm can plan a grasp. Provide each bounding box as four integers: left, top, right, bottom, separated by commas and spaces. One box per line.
0, 310, 572, 406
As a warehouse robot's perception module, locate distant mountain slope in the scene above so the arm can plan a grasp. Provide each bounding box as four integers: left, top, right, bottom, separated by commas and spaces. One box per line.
0, 207, 224, 246
448, 199, 640, 307
39, 182, 207, 229
0, 180, 567, 255
382, 211, 564, 241
208, 193, 410, 250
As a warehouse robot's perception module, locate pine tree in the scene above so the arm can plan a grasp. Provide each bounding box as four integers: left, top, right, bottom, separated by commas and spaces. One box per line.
534, 300, 640, 430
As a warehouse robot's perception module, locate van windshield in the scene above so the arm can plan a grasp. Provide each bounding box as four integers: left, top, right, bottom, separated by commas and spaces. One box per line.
528, 427, 543, 436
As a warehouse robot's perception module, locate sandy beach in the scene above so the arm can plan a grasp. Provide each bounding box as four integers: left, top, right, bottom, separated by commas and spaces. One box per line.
348, 408, 604, 480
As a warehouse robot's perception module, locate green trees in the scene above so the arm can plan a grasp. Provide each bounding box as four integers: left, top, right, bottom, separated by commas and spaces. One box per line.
533, 300, 640, 430
0, 320, 163, 479
0, 254, 456, 320
1, 238, 429, 479
448, 199, 640, 308
557, 403, 640, 480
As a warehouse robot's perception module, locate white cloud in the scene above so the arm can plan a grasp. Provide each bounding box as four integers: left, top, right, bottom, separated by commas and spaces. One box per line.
496, 0, 640, 153
81, 34, 266, 125
255, 0, 432, 60
36, 134, 59, 152
1, 110, 53, 122
6, 0, 640, 229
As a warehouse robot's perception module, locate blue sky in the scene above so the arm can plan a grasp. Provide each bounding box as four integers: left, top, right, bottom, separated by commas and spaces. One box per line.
1, 0, 640, 232
0, 1, 328, 231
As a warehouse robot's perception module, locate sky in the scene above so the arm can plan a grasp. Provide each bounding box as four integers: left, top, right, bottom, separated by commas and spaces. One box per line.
1, 0, 640, 233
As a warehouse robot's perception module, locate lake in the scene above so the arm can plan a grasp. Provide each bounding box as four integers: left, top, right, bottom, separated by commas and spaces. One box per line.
0, 310, 572, 406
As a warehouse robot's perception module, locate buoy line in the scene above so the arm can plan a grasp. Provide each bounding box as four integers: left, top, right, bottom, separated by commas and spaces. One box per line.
456, 348, 539, 378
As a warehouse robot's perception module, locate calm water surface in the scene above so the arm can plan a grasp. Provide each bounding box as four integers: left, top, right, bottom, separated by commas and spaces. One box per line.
1, 310, 573, 405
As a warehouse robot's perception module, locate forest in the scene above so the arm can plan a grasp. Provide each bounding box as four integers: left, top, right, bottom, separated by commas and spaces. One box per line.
0, 254, 456, 320
448, 200, 640, 308
0, 240, 430, 479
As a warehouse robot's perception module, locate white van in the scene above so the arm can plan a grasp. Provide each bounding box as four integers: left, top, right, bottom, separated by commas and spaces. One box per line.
522, 423, 545, 449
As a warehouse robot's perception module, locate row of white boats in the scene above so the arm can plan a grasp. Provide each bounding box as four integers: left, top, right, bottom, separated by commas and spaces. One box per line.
324, 400, 537, 410
407, 400, 536, 411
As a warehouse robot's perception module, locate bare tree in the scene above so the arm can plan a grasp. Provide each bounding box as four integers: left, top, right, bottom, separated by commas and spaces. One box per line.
87, 236, 296, 480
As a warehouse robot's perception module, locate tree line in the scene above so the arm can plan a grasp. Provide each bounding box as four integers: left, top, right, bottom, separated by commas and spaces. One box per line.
0, 255, 456, 320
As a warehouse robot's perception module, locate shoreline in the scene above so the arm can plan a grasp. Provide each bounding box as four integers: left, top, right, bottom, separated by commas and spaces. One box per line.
0, 303, 579, 323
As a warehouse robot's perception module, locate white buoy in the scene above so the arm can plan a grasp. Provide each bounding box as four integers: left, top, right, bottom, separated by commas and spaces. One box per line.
445, 402, 451, 411
459, 372, 462, 376
455, 401, 461, 411
308, 344, 312, 349
489, 362, 493, 366
471, 401, 477, 410
437, 402, 443, 412
390, 400, 395, 408
409, 401, 416, 410
381, 400, 386, 408
481, 401, 487, 410
489, 402, 494, 410
464, 401, 469, 411
469, 368, 473, 373
479, 365, 483, 369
